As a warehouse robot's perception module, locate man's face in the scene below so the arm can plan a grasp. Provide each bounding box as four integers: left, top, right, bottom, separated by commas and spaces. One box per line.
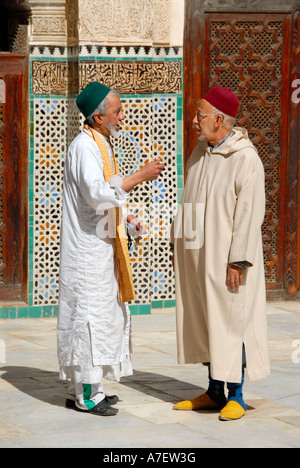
192, 99, 216, 142
101, 93, 125, 138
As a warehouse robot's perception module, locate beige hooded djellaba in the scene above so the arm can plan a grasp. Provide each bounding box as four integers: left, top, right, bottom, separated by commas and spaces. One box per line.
171, 127, 270, 383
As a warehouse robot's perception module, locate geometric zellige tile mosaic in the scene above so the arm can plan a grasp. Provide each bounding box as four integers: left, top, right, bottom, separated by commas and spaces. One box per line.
33, 96, 177, 306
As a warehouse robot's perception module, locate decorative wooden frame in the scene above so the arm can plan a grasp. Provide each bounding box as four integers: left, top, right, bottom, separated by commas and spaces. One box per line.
0, 54, 28, 302
183, 0, 300, 300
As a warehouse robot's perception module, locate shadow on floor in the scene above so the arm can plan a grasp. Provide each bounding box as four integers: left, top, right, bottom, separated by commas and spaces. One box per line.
120, 369, 205, 403
0, 365, 68, 407
0, 366, 204, 407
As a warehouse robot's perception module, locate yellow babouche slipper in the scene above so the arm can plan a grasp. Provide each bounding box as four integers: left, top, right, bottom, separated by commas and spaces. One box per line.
173, 393, 224, 411
219, 401, 246, 421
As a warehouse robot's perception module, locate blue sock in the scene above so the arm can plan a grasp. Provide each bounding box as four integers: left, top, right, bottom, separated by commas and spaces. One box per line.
227, 366, 247, 411
206, 366, 227, 407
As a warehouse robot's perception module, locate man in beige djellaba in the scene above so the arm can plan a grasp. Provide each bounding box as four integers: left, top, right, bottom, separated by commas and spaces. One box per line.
171, 86, 270, 421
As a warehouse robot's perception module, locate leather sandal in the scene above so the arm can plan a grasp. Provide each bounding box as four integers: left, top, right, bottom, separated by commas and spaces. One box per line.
65, 394, 119, 410
173, 393, 224, 411
219, 401, 246, 421
87, 399, 118, 416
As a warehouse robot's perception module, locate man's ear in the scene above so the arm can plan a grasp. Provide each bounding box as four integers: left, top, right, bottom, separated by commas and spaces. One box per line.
93, 113, 103, 124
215, 113, 224, 127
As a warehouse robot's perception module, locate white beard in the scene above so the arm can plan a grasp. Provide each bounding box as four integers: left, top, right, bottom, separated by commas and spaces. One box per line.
107, 123, 121, 139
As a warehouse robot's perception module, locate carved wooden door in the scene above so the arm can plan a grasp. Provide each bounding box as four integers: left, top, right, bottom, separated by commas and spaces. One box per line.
184, 1, 300, 300
0, 55, 28, 302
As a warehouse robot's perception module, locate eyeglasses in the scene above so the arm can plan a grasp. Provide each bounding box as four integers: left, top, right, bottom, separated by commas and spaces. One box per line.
196, 111, 216, 120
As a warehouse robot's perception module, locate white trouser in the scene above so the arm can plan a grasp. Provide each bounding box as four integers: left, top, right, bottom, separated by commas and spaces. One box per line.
66, 380, 105, 411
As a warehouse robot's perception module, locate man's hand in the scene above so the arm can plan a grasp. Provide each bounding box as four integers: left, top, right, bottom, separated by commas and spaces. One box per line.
139, 160, 165, 181
226, 264, 244, 292
127, 215, 147, 236
122, 159, 165, 192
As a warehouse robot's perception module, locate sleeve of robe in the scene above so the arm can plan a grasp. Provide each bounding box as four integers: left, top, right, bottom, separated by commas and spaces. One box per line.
74, 137, 129, 211
228, 151, 265, 267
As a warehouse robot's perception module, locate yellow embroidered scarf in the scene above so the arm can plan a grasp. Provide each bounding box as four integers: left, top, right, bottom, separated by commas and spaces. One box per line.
84, 125, 136, 303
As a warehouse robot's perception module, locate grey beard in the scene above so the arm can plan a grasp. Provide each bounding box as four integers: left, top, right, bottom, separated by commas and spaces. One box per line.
107, 123, 121, 138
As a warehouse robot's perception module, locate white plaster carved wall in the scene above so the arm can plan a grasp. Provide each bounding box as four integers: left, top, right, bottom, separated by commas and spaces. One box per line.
78, 0, 170, 45
28, 0, 68, 46
170, 0, 184, 46
32, 15, 66, 36
26, 0, 184, 46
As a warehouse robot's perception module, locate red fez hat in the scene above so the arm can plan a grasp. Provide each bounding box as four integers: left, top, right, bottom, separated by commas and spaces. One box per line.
203, 86, 240, 118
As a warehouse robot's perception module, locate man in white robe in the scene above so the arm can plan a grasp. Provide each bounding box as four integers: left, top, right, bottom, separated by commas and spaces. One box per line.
57, 82, 164, 416
171, 86, 270, 421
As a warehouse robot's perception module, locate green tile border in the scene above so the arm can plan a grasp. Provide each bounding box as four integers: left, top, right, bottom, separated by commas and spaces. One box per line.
0, 305, 58, 319
0, 301, 175, 319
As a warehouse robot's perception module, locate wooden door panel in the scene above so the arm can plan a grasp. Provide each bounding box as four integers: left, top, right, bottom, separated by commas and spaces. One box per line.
184, 2, 300, 299
0, 55, 28, 302
207, 13, 288, 292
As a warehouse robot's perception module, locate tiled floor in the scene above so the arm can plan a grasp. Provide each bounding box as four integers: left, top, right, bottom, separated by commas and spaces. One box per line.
0, 302, 300, 448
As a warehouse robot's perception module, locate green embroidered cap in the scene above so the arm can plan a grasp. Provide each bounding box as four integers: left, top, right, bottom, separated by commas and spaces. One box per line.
76, 81, 111, 118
